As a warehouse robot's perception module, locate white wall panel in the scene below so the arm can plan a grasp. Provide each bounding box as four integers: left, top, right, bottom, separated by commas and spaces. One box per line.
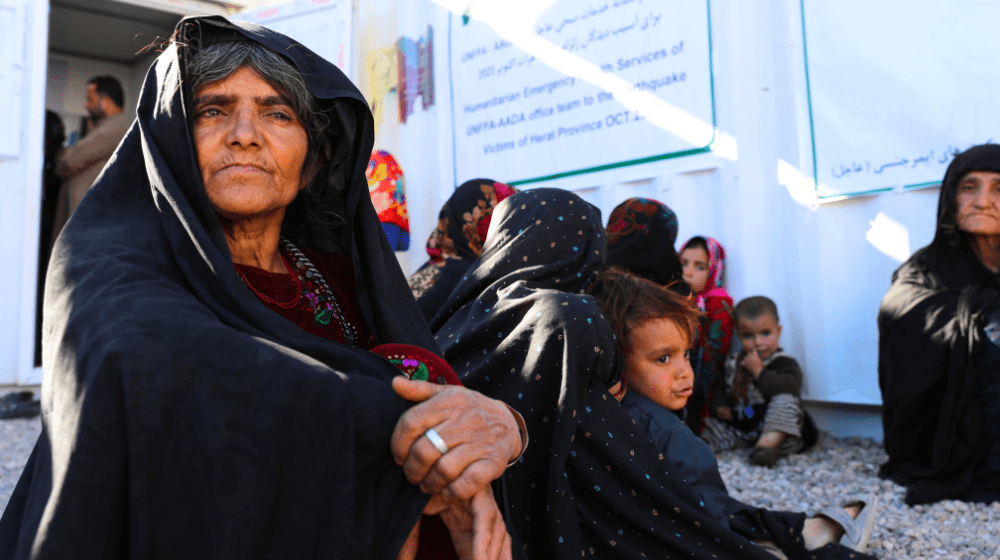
378, 0, 935, 409
2, 0, 48, 385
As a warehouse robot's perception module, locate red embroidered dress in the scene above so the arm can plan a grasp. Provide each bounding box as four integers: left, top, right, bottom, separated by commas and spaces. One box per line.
234, 248, 375, 349
236, 247, 459, 559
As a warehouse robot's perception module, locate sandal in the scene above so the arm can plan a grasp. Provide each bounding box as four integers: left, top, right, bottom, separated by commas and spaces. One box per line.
813, 494, 879, 553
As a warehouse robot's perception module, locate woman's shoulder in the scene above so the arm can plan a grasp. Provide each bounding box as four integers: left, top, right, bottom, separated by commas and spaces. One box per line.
892, 242, 991, 291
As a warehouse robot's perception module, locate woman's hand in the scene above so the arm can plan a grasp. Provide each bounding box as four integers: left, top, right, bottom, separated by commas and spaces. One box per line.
391, 377, 521, 500
432, 487, 512, 560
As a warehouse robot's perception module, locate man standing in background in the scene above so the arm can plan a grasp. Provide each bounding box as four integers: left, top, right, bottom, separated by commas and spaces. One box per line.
52, 76, 129, 238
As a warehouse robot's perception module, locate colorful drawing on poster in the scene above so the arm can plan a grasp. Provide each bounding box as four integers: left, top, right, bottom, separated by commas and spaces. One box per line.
366, 150, 410, 251
366, 46, 398, 134
397, 26, 434, 123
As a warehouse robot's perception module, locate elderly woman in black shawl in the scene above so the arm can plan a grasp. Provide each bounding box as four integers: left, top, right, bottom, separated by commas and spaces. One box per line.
428, 188, 869, 560
0, 17, 525, 559
879, 144, 1000, 505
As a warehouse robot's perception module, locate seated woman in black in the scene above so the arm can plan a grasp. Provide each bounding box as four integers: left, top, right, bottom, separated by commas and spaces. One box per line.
879, 144, 1000, 504
408, 178, 516, 322
431, 187, 808, 560
0, 17, 523, 560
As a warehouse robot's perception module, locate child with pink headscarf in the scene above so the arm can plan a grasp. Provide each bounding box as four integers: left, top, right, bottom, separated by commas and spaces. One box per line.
679, 236, 734, 434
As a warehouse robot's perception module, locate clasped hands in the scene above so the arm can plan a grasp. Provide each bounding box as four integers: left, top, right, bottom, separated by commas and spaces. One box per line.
390, 377, 521, 560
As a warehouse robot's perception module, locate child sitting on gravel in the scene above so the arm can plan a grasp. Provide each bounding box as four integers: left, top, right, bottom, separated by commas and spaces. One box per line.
704, 296, 816, 467
588, 268, 877, 559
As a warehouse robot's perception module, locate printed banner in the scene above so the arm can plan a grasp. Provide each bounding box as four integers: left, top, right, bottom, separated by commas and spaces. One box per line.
450, 0, 715, 187
801, 0, 1000, 198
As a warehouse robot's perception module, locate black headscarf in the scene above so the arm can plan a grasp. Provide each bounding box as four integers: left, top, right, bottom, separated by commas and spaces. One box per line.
605, 197, 690, 294
878, 143, 1000, 504
431, 188, 782, 560
0, 17, 436, 559
408, 178, 516, 322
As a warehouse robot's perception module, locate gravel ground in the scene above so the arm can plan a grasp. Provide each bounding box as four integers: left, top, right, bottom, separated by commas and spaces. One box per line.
2, 405, 999, 558
718, 436, 1000, 560
0, 397, 41, 517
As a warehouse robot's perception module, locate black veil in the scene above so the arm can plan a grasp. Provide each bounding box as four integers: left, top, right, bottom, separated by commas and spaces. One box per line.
878, 144, 1000, 503
0, 16, 435, 559
431, 188, 780, 559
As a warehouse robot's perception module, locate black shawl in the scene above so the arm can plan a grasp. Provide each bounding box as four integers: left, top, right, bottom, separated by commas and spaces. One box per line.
878, 144, 1000, 504
605, 197, 689, 294
409, 178, 513, 322
430, 188, 779, 560
0, 17, 436, 559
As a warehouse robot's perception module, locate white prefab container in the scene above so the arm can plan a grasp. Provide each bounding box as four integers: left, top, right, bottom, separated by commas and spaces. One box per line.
1, 0, 229, 387
12, 0, 983, 440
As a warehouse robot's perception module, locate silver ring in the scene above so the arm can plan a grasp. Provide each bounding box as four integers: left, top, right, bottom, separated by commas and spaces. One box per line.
424, 428, 449, 455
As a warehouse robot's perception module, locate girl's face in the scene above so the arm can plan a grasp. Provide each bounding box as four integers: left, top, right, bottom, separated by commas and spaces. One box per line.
624, 318, 694, 411
679, 247, 710, 294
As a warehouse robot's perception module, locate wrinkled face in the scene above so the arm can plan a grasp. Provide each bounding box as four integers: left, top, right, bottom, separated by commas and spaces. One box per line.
736, 314, 782, 361
84, 83, 105, 121
193, 66, 309, 223
679, 247, 710, 294
955, 171, 1000, 237
625, 318, 694, 411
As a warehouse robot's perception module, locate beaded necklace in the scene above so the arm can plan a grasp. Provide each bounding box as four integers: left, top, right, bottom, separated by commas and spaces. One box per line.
280, 238, 358, 347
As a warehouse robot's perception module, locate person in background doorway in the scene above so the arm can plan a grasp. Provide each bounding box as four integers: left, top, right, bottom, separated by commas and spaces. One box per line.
40, 111, 65, 259
35, 111, 66, 365
52, 75, 129, 238
679, 236, 734, 434
703, 296, 816, 467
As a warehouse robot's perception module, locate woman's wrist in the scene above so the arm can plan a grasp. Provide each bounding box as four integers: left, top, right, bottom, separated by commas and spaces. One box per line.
502, 402, 529, 467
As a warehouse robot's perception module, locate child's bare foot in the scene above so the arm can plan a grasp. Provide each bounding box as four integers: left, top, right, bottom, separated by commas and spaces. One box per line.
756, 430, 787, 448
748, 431, 788, 466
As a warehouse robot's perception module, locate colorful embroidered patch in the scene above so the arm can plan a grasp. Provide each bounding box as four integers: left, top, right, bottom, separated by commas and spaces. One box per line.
369, 343, 462, 385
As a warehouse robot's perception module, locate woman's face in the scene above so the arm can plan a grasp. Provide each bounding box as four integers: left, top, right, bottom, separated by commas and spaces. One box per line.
193, 66, 309, 222
955, 171, 1000, 236
624, 317, 694, 411
679, 246, 710, 294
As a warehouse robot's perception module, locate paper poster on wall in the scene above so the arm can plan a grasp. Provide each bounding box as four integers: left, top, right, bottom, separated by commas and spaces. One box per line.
366, 46, 398, 133
237, 0, 352, 79
398, 26, 435, 123
800, 0, 1000, 199
449, 0, 715, 187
